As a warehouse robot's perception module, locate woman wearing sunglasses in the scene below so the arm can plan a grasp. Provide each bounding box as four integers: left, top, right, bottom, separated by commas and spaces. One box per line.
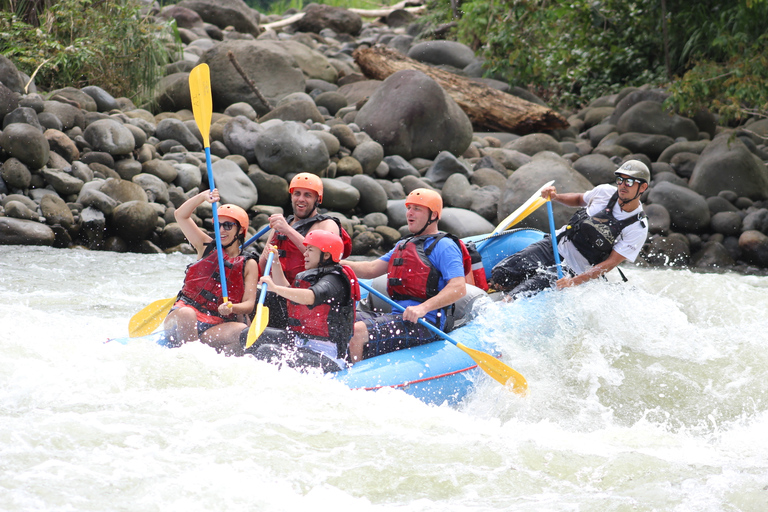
491, 160, 650, 298
163, 189, 260, 353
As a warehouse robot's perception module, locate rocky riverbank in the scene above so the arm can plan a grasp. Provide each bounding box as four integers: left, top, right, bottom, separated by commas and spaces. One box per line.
1, 0, 768, 274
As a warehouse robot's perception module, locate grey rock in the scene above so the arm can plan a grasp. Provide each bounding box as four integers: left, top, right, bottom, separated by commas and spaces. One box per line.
100, 177, 149, 203
248, 167, 289, 207
739, 230, 768, 267
320, 178, 359, 211
110, 200, 158, 242
83, 119, 135, 156
0, 217, 54, 246
133, 173, 170, 204
356, 70, 472, 160
41, 168, 84, 195
155, 118, 203, 151
439, 207, 495, 238
5, 200, 39, 221
211, 158, 258, 210
692, 241, 734, 268
710, 211, 742, 237
40, 194, 75, 230
689, 133, 768, 200
350, 174, 387, 214
254, 121, 329, 178
407, 41, 477, 69
0, 123, 50, 169
351, 140, 384, 176
644, 203, 671, 235
648, 181, 710, 233
504, 133, 562, 156
424, 151, 472, 188
572, 154, 617, 186
0, 157, 32, 189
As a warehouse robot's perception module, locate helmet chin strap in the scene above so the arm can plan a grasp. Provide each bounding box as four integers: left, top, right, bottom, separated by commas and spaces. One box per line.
412, 210, 437, 236
618, 183, 645, 209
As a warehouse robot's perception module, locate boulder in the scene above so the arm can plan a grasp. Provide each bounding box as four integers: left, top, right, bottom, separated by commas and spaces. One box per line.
739, 230, 768, 267
294, 4, 362, 35
439, 207, 494, 238
40, 194, 75, 230
0, 123, 49, 169
424, 151, 472, 188
200, 40, 305, 115
110, 200, 158, 242
349, 174, 387, 214
211, 158, 258, 210
498, 155, 593, 231
572, 154, 617, 186
83, 119, 135, 156
648, 181, 710, 233
356, 70, 472, 160
688, 134, 768, 200
616, 100, 699, 140
406, 41, 477, 69
503, 133, 562, 156
253, 121, 329, 178
321, 178, 359, 211
177, 0, 260, 36
0, 217, 55, 246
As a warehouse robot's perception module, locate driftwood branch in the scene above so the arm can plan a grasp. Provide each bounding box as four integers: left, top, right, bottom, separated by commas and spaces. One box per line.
226, 50, 272, 113
353, 46, 568, 134
261, 4, 426, 29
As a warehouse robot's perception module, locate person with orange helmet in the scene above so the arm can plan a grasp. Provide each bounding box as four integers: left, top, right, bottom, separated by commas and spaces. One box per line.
341, 188, 468, 363
258, 172, 352, 330
163, 189, 260, 354
245, 230, 360, 372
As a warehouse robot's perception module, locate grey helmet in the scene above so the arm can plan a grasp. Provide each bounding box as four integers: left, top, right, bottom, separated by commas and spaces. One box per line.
614, 160, 650, 183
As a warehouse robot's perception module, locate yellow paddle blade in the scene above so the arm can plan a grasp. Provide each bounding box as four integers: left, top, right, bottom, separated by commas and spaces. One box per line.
128, 297, 176, 338
189, 63, 212, 148
456, 341, 528, 396
493, 180, 554, 233
245, 304, 269, 348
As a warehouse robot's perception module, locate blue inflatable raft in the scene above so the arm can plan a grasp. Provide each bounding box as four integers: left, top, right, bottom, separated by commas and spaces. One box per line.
114, 228, 543, 405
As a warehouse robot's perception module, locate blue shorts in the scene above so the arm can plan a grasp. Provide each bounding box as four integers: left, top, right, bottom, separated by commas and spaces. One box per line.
356, 310, 440, 360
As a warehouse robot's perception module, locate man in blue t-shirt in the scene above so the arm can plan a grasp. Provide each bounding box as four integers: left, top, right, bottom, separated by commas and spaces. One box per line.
342, 189, 467, 363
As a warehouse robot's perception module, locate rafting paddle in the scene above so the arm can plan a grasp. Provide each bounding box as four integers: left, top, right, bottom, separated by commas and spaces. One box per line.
127, 224, 271, 338
492, 180, 554, 234
188, 64, 232, 320
546, 199, 564, 279
245, 251, 274, 348
358, 281, 528, 395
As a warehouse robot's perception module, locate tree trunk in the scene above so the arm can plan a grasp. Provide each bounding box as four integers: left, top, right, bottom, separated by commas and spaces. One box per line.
353, 46, 568, 134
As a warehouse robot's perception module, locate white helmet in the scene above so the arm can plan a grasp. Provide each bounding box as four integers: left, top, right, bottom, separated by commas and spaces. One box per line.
614, 160, 650, 183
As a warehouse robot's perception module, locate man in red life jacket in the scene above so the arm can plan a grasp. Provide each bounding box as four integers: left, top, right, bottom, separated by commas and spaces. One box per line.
342, 188, 468, 363
258, 173, 351, 328
246, 230, 360, 372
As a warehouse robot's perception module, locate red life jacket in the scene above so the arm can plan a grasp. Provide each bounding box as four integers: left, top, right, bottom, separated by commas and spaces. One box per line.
179, 245, 246, 319
287, 264, 360, 359
386, 233, 472, 302
275, 214, 353, 284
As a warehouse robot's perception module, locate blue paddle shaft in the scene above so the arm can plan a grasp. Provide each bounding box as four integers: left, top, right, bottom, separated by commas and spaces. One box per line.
241, 225, 270, 251
258, 252, 274, 306
205, 146, 229, 300
358, 281, 462, 349
546, 200, 563, 279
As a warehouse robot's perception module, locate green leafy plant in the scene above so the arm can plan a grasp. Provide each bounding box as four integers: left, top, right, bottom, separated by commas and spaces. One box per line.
0, 0, 178, 106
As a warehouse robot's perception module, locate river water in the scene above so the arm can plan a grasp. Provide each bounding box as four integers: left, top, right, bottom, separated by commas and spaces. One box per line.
2, 245, 768, 511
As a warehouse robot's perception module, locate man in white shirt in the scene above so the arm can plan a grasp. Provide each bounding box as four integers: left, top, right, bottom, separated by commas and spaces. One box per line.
491, 160, 650, 297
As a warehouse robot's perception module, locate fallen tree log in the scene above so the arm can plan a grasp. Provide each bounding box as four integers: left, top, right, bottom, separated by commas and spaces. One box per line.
353, 46, 569, 134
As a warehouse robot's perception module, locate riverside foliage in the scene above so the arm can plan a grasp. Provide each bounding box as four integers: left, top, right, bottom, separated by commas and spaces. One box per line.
0, 0, 177, 105
425, 0, 768, 122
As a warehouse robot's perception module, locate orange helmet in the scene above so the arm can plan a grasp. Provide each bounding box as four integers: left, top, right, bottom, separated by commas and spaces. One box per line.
304, 229, 343, 263
405, 188, 442, 219
289, 173, 323, 203
217, 204, 249, 236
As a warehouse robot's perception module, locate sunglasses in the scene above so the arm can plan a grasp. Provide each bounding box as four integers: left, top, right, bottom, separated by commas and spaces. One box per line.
615, 176, 643, 187
219, 221, 237, 232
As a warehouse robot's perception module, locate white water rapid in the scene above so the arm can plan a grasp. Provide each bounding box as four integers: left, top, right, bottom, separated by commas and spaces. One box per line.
2, 245, 768, 511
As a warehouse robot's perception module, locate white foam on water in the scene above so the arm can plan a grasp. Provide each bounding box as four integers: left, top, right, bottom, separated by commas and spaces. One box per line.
2, 247, 768, 511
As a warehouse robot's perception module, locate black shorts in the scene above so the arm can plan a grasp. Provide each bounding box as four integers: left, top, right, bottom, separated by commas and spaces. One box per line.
356, 310, 440, 360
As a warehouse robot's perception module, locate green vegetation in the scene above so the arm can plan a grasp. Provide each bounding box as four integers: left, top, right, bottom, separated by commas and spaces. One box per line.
422, 0, 768, 122
0, 0, 177, 105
